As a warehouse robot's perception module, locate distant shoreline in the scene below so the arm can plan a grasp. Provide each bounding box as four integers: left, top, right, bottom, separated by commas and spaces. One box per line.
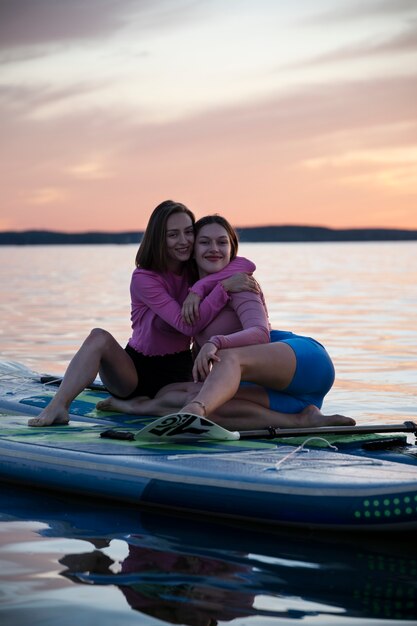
1, 225, 417, 245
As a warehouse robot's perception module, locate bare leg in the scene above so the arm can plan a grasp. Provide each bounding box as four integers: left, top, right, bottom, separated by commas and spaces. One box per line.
96, 382, 198, 416
146, 384, 354, 429
181, 343, 296, 416
180, 343, 355, 428
96, 379, 352, 430
96, 393, 183, 416
96, 395, 152, 414
28, 329, 138, 427
208, 398, 354, 430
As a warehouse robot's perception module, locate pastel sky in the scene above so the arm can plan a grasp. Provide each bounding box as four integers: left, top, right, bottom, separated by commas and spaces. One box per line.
1, 0, 416, 231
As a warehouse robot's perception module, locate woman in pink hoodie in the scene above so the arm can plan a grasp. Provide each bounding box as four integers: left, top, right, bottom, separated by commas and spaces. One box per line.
28, 202, 257, 427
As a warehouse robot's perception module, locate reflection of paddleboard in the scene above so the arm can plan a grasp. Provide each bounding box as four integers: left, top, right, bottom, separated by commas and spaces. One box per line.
1, 364, 417, 530
2, 483, 417, 622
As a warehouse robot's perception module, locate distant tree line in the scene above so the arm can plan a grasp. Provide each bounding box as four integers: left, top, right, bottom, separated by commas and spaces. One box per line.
235, 225, 417, 242
0, 231, 141, 245
0, 226, 417, 245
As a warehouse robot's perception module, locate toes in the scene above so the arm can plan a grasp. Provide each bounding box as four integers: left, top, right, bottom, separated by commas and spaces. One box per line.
333, 414, 355, 425
96, 401, 111, 411
28, 415, 69, 427
28, 417, 49, 427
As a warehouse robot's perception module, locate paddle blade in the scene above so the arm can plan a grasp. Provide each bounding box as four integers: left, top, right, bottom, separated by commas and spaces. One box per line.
136, 413, 240, 442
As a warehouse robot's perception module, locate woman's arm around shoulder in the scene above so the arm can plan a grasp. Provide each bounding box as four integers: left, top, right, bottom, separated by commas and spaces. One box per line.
209, 290, 271, 350
130, 268, 230, 336
190, 256, 256, 299
192, 291, 271, 381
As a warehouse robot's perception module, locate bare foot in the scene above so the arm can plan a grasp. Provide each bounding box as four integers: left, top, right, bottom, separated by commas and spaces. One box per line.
28, 407, 70, 427
96, 396, 150, 414
297, 405, 355, 428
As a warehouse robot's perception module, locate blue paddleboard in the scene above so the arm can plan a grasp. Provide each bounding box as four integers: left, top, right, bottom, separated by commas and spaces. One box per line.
0, 364, 416, 530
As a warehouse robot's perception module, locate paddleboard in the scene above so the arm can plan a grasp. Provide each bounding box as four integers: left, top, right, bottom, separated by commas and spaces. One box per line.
0, 362, 417, 530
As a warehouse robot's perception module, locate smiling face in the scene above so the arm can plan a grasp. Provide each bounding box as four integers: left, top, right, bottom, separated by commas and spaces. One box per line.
165, 212, 195, 272
194, 222, 232, 277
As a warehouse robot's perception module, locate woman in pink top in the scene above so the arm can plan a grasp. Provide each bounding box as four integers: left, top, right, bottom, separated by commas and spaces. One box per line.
28, 201, 257, 427
99, 215, 354, 430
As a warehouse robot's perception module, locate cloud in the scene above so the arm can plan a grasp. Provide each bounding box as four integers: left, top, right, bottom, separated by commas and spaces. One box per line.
302, 147, 417, 194
24, 187, 67, 206
0, 0, 138, 50
0, 0, 208, 54
177, 74, 417, 146
303, 0, 417, 24
0, 82, 105, 119
286, 21, 417, 69
1, 69, 416, 230
373, 0, 417, 15
2, 71, 416, 158
65, 156, 115, 180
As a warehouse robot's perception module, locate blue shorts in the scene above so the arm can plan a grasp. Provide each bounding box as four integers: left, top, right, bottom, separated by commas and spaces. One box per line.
242, 330, 335, 414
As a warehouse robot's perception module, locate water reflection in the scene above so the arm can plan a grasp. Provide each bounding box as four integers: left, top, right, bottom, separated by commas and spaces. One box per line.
1, 485, 417, 625
61, 543, 255, 625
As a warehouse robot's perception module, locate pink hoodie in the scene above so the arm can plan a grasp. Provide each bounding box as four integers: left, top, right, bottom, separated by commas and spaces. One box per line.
129, 256, 256, 356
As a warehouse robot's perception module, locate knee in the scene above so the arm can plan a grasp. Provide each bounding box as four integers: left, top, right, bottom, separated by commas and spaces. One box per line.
86, 328, 113, 349
216, 349, 242, 370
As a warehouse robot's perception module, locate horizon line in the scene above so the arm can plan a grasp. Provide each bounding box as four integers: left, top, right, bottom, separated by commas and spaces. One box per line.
2, 224, 417, 235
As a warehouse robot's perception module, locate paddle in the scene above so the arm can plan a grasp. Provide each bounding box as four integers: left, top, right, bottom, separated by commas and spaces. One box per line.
100, 413, 417, 442
40, 375, 106, 391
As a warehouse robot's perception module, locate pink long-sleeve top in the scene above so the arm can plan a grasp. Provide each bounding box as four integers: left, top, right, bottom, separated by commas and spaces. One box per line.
195, 290, 271, 351
129, 256, 256, 356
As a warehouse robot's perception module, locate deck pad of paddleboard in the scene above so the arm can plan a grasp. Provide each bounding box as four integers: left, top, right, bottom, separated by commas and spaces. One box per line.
0, 370, 415, 451
0, 377, 413, 448
0, 413, 277, 454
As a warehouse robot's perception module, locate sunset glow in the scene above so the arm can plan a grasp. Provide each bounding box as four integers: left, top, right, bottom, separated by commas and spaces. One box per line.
1, 0, 416, 231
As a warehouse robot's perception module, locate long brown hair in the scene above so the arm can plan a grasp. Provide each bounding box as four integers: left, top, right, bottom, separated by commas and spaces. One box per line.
194, 215, 239, 261
135, 200, 195, 272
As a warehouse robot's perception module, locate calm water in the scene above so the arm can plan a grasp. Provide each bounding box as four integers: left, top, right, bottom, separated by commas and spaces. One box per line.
0, 242, 416, 625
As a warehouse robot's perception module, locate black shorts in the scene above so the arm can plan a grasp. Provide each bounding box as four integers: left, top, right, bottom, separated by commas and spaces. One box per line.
120, 343, 193, 399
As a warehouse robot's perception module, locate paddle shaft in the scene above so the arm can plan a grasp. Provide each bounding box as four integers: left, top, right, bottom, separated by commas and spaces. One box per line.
40, 375, 106, 391
238, 421, 417, 439
101, 419, 417, 443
